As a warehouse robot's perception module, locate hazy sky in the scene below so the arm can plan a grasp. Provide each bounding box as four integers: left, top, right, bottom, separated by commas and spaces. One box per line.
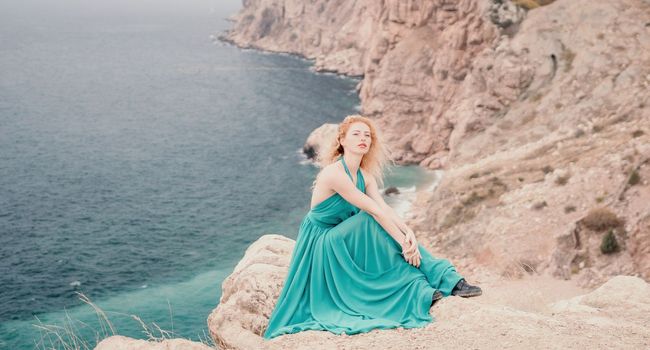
0, 0, 242, 18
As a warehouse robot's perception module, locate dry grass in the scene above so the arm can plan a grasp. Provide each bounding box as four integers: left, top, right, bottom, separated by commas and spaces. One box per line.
512, 0, 541, 9
632, 129, 644, 138
592, 124, 604, 133
461, 191, 485, 206
555, 173, 570, 185
532, 200, 548, 210
529, 91, 544, 102
31, 292, 216, 350
560, 48, 576, 72
628, 169, 641, 186
512, 0, 557, 10
581, 207, 624, 232
541, 165, 554, 174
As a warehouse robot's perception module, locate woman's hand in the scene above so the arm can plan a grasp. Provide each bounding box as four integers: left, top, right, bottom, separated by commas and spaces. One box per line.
403, 226, 419, 248
399, 235, 421, 268
403, 226, 421, 267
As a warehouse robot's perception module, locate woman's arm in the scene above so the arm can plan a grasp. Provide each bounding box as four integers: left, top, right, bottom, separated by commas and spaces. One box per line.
363, 171, 422, 267
380, 201, 409, 235
364, 172, 410, 236
323, 167, 402, 243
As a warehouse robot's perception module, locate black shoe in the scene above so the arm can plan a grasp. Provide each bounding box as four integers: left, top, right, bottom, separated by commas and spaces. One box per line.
431, 290, 443, 306
451, 278, 482, 298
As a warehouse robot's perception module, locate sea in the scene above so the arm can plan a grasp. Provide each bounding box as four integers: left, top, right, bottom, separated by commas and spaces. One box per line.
0, 1, 441, 348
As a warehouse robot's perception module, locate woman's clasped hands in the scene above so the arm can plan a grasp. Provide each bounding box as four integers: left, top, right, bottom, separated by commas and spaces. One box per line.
399, 226, 421, 268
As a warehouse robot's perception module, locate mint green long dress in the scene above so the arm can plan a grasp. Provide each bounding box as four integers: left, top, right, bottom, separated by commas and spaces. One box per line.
263, 156, 464, 339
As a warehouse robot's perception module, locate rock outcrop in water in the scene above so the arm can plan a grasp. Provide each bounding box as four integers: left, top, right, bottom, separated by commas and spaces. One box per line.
220, 0, 650, 288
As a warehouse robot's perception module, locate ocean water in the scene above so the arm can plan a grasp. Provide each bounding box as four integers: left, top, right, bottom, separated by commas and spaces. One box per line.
0, 1, 440, 349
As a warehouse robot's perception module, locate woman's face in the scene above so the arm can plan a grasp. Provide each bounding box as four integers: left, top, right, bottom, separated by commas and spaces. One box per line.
341, 122, 371, 155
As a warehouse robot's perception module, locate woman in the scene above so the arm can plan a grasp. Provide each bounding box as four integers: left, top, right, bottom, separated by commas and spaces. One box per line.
263, 114, 481, 340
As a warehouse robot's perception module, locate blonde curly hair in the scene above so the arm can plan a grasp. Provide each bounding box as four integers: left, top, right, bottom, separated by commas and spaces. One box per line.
312, 114, 394, 190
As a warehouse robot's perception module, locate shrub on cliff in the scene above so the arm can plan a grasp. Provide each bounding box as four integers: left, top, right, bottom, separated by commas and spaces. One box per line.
582, 207, 625, 231
600, 229, 620, 254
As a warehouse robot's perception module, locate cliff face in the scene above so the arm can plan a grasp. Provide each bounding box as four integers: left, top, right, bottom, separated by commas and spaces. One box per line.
407, 0, 650, 288
221, 0, 650, 287
222, 0, 648, 166
220, 0, 507, 165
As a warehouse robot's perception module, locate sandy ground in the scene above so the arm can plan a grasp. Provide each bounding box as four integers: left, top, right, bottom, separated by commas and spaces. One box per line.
260, 274, 649, 350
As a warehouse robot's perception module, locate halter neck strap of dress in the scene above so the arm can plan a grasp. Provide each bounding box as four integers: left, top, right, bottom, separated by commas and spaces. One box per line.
339, 155, 361, 186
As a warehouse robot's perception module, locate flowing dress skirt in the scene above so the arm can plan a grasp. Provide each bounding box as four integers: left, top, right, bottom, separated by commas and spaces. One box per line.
263, 210, 463, 339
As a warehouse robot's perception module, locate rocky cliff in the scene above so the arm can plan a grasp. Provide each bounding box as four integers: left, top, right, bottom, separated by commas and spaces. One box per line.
206, 234, 650, 349
220, 0, 505, 166
92, 235, 650, 349
220, 0, 650, 287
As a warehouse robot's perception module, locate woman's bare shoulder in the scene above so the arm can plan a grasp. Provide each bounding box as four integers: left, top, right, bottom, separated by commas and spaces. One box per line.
316, 160, 344, 183
360, 167, 376, 186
